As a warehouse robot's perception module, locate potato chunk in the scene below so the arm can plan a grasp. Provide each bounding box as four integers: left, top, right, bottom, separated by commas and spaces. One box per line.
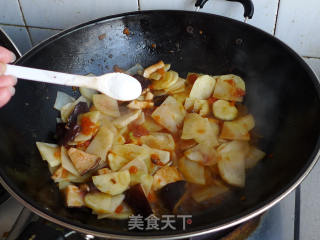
67, 148, 100, 175
92, 170, 130, 195
64, 185, 84, 207
213, 74, 246, 102
151, 96, 186, 133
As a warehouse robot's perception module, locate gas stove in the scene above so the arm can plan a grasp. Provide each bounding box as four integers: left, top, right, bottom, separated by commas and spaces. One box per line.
0, 189, 296, 240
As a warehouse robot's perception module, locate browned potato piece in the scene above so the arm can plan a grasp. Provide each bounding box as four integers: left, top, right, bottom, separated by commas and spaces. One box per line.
67, 148, 100, 175
220, 114, 255, 141
64, 184, 84, 207
152, 166, 183, 191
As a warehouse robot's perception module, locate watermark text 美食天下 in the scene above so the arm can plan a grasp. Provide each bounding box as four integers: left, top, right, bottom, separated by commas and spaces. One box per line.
128, 214, 192, 231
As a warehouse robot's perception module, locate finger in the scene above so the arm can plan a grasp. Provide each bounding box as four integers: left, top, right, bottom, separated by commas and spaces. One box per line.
0, 46, 16, 63
0, 87, 15, 108
0, 75, 17, 87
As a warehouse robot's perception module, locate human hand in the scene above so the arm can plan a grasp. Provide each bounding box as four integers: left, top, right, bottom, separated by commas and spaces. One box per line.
0, 46, 17, 108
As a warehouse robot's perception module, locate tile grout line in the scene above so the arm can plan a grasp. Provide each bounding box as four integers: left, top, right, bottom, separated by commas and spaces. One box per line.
0, 22, 63, 31
16, 0, 33, 45
273, 0, 281, 36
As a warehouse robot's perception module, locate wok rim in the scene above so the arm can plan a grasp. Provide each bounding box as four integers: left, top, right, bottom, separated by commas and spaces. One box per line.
1, 10, 320, 239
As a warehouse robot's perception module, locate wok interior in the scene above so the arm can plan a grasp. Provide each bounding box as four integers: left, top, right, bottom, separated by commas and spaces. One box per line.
0, 11, 320, 236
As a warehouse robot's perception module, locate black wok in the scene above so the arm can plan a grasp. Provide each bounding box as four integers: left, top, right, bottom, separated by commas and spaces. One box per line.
0, 10, 320, 239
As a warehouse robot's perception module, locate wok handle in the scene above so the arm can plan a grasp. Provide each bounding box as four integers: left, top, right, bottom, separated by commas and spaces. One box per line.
195, 0, 254, 19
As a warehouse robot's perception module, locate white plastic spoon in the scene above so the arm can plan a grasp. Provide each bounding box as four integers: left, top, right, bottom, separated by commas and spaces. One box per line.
4, 64, 142, 101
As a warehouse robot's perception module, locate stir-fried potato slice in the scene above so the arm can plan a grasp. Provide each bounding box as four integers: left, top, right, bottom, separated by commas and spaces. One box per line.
86, 126, 114, 163
140, 132, 175, 151
152, 71, 179, 90
67, 148, 100, 175
152, 166, 183, 191
189, 75, 216, 100
113, 110, 141, 128
64, 184, 84, 207
108, 144, 148, 171
84, 192, 112, 214
142, 116, 163, 132
73, 111, 101, 143
60, 96, 89, 122
178, 157, 205, 185
191, 182, 229, 203
213, 99, 238, 121
217, 141, 250, 187
61, 146, 79, 176
152, 96, 186, 133
52, 167, 90, 183
93, 94, 120, 117
181, 113, 219, 147
213, 74, 246, 102
92, 170, 130, 195
97, 203, 132, 219
220, 114, 255, 141
245, 146, 266, 169
184, 143, 218, 166
36, 142, 61, 168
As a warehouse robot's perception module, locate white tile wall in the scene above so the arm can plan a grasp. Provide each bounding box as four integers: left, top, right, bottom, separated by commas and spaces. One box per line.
246, 0, 279, 35
0, 0, 24, 25
0, 24, 32, 54
139, 0, 243, 21
19, 0, 139, 29
140, 0, 279, 34
29, 28, 61, 46
0, 0, 319, 59
275, 0, 320, 58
